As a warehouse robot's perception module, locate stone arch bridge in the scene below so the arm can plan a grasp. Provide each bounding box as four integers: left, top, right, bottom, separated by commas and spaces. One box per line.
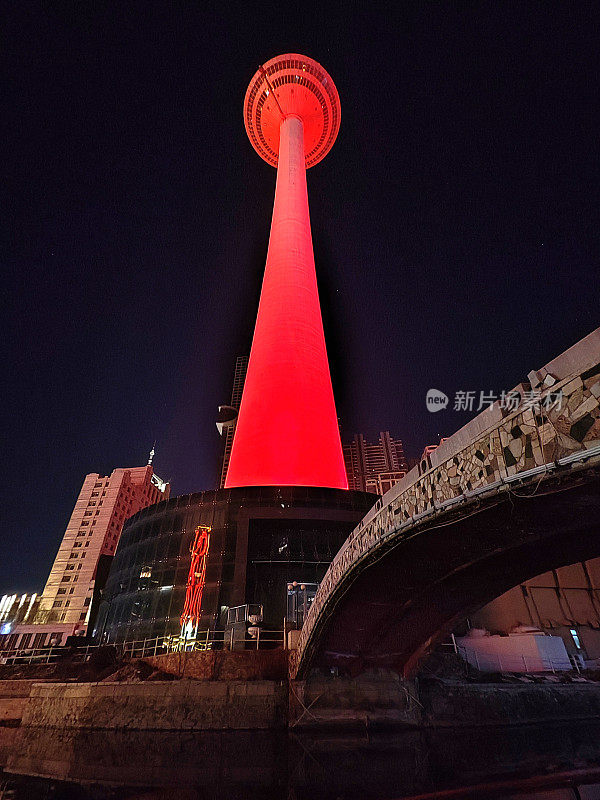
292, 328, 600, 678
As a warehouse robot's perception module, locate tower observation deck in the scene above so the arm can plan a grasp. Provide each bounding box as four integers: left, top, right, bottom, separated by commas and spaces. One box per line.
225, 54, 348, 489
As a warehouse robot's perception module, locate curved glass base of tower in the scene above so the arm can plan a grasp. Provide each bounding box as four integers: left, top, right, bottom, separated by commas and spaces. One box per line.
95, 486, 376, 644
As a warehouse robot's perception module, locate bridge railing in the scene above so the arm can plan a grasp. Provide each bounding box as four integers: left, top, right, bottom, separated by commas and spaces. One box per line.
292, 332, 600, 676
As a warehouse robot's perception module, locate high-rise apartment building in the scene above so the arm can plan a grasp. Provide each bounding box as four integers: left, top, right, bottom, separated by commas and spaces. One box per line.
343, 432, 408, 494
4, 465, 169, 649
218, 356, 248, 488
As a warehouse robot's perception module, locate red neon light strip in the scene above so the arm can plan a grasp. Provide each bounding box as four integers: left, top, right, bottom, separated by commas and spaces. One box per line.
180, 526, 211, 628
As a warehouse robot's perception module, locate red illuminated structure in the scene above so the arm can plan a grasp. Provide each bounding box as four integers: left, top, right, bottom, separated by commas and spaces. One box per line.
179, 525, 211, 636
226, 54, 348, 490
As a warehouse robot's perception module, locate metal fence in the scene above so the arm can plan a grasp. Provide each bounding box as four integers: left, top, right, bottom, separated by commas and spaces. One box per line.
0, 629, 286, 666
121, 628, 286, 658
456, 645, 584, 675
432, 638, 591, 676
0, 644, 97, 666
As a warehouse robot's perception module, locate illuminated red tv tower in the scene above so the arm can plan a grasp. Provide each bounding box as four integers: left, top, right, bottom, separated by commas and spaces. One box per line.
225, 54, 348, 490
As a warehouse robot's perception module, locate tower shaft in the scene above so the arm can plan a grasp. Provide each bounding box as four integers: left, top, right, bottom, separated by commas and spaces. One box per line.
225, 115, 348, 489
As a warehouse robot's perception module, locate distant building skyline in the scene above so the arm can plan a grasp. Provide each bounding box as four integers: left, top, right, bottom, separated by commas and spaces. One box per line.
343, 431, 408, 494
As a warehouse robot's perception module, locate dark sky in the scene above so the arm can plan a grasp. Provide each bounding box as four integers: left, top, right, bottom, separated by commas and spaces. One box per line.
3, 2, 599, 592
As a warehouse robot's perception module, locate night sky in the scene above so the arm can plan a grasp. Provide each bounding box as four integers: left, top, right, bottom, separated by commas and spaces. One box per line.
3, 2, 599, 592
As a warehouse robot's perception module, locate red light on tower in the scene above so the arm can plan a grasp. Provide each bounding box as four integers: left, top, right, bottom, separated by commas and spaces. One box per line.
226, 54, 348, 490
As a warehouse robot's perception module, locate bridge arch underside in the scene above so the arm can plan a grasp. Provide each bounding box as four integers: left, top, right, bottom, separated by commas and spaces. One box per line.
300, 473, 600, 679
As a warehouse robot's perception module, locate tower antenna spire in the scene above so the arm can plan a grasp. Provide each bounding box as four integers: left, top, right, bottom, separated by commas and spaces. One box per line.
148, 442, 156, 466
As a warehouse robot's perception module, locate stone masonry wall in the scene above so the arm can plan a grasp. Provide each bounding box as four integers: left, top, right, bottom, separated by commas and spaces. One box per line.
0, 680, 39, 768
20, 680, 287, 731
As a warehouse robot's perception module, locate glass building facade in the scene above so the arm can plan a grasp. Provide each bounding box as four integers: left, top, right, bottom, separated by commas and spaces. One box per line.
96, 486, 375, 643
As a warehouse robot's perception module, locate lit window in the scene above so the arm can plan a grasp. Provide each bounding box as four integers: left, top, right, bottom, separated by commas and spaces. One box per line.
570, 628, 582, 650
